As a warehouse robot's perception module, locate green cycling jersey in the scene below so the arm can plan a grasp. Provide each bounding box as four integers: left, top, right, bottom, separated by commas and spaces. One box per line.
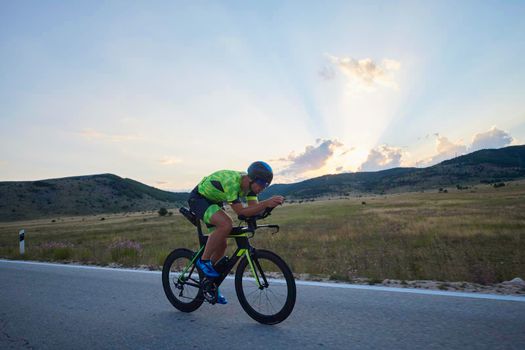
197, 170, 258, 204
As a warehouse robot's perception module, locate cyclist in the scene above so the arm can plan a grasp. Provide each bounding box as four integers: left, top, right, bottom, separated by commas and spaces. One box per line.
188, 161, 284, 304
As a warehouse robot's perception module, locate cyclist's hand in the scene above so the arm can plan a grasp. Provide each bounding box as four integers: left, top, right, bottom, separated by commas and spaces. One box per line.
266, 196, 285, 208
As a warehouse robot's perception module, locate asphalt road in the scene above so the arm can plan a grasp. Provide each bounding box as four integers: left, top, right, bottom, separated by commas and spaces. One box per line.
1, 260, 524, 350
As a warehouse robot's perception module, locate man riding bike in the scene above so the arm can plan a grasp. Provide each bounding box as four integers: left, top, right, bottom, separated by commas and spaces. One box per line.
188, 161, 284, 304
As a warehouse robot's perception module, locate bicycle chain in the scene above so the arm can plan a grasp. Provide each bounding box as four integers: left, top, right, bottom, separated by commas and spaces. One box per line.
202, 278, 218, 304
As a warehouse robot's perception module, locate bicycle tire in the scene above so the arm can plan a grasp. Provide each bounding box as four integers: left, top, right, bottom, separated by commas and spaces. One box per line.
235, 249, 296, 325
162, 248, 204, 312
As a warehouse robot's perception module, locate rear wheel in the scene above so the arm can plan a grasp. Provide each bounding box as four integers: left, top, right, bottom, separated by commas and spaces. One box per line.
235, 249, 296, 325
162, 248, 204, 312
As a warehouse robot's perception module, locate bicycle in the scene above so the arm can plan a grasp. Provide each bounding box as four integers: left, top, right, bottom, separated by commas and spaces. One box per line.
162, 206, 296, 325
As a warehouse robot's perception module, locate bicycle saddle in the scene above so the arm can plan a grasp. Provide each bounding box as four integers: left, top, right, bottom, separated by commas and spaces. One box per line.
179, 207, 198, 226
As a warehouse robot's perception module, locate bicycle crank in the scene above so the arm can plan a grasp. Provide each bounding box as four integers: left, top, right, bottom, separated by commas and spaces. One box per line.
202, 278, 218, 304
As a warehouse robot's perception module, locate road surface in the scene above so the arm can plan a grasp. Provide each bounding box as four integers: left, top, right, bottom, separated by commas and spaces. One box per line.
1, 260, 524, 349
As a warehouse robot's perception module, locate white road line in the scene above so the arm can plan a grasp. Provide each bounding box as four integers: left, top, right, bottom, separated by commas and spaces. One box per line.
2, 259, 524, 302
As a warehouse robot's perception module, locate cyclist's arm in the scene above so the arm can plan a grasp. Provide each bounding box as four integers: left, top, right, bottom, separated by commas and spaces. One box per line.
230, 196, 284, 217
246, 192, 258, 207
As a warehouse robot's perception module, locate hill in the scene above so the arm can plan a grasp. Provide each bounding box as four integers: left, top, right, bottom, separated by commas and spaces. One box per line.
1, 145, 524, 221
0, 174, 188, 221
260, 145, 525, 199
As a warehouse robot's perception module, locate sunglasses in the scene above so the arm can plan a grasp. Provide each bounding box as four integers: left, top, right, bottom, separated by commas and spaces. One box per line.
254, 179, 270, 189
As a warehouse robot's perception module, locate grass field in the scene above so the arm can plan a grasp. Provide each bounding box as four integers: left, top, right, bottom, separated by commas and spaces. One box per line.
1, 181, 524, 284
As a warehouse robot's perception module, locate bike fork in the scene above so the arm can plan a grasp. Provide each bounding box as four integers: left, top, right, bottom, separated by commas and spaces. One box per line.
245, 250, 269, 289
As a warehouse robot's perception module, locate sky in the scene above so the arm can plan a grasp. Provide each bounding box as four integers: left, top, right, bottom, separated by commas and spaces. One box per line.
1, 1, 524, 191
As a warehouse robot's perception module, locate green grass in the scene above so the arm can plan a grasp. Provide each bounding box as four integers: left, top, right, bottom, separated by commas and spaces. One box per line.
1, 182, 524, 283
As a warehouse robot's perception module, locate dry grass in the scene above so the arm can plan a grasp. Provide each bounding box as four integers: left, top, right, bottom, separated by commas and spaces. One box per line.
1, 181, 524, 284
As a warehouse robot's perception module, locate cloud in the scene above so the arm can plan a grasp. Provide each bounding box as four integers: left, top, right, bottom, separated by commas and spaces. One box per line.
358, 145, 403, 172
416, 135, 468, 167
326, 55, 401, 91
469, 127, 513, 152
416, 127, 514, 167
159, 156, 182, 165
341, 146, 356, 156
436, 135, 467, 157
278, 139, 344, 176
80, 129, 143, 143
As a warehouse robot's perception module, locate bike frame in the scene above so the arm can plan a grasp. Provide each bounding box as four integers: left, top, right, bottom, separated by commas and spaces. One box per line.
178, 214, 279, 289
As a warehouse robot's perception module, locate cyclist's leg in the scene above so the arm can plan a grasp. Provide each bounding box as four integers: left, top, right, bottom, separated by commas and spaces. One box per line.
188, 191, 232, 263
201, 210, 232, 263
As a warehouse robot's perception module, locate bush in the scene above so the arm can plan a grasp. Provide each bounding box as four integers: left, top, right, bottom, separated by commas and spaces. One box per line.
40, 242, 74, 261
158, 207, 168, 216
109, 239, 143, 265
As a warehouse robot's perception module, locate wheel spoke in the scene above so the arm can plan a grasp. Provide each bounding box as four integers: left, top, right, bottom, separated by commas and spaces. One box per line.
238, 253, 294, 319
246, 287, 260, 298
267, 285, 286, 298
163, 251, 203, 307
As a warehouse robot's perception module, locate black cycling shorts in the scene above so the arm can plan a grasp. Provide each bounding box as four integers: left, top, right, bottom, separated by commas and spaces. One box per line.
188, 187, 224, 226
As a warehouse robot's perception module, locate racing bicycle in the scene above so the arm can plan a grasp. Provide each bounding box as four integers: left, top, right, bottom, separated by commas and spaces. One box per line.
162, 206, 296, 325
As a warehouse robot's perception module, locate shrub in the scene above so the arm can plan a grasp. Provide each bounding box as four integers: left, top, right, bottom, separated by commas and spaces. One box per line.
158, 207, 168, 216
40, 242, 74, 261
109, 239, 143, 264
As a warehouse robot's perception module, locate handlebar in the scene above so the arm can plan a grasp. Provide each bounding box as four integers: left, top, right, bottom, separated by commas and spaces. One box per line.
234, 206, 280, 235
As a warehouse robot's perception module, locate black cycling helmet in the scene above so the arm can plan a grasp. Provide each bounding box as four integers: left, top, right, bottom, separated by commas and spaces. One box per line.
247, 161, 273, 188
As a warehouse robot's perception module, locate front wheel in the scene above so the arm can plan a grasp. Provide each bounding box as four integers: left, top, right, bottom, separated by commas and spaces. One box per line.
235, 249, 296, 325
162, 248, 204, 312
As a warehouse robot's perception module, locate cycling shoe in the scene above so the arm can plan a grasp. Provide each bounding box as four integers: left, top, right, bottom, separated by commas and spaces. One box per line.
217, 288, 228, 305
196, 259, 220, 278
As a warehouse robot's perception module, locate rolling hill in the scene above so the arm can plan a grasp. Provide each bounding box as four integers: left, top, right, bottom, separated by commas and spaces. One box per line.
259, 145, 525, 199
1, 145, 524, 221
0, 174, 188, 221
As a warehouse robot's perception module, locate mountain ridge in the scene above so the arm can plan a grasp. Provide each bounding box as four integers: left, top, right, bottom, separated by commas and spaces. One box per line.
259, 145, 525, 198
1, 145, 524, 221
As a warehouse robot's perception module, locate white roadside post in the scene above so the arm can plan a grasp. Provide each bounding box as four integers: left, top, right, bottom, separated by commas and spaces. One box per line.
19, 229, 25, 255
